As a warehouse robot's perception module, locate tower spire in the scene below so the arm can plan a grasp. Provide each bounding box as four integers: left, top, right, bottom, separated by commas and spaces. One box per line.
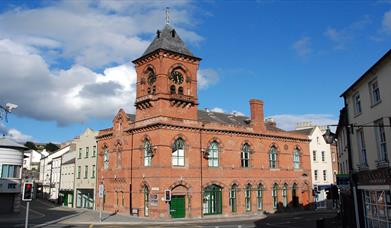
165, 7, 170, 25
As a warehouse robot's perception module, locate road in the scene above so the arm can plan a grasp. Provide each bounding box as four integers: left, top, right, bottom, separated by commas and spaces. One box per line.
0, 199, 340, 228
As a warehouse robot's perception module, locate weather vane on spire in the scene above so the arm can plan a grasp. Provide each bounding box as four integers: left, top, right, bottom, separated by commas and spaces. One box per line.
165, 7, 170, 25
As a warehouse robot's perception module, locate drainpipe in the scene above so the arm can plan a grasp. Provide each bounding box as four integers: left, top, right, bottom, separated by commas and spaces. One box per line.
130, 129, 134, 214
200, 123, 204, 218
343, 98, 360, 228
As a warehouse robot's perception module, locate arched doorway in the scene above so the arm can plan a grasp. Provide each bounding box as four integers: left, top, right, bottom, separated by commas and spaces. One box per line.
169, 185, 187, 219
203, 185, 222, 215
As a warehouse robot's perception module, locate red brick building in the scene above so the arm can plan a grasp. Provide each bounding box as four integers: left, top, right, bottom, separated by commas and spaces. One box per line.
96, 24, 312, 219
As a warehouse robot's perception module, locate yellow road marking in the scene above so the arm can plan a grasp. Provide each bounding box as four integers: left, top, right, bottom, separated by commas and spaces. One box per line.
88, 224, 94, 228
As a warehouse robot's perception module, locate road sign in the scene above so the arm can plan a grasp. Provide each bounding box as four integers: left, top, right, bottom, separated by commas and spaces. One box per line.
99, 184, 104, 198
336, 174, 350, 189
164, 189, 171, 202
22, 182, 33, 201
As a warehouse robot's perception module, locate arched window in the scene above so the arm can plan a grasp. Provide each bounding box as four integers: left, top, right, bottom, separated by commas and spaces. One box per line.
269, 146, 277, 168
203, 185, 222, 215
144, 186, 149, 216
178, 86, 184, 95
292, 183, 298, 207
208, 141, 219, 167
245, 184, 252, 211
257, 184, 263, 210
172, 138, 185, 166
144, 139, 152, 167
293, 148, 300, 169
170, 85, 176, 94
241, 143, 250, 168
103, 147, 109, 170
229, 184, 237, 213
272, 183, 278, 209
282, 183, 288, 207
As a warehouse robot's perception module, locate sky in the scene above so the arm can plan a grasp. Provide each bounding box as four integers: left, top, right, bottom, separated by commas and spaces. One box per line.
0, 0, 390, 143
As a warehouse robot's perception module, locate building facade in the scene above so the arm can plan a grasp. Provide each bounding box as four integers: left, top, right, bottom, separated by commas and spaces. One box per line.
291, 124, 337, 209
96, 24, 313, 219
0, 138, 28, 214
60, 150, 75, 207
74, 128, 98, 209
39, 144, 72, 200
339, 49, 391, 227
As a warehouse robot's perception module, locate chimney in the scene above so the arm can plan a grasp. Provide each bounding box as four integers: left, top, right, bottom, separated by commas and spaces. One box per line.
249, 99, 265, 132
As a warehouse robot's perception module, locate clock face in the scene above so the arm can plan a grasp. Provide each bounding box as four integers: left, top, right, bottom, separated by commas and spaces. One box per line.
170, 70, 183, 85
147, 71, 156, 85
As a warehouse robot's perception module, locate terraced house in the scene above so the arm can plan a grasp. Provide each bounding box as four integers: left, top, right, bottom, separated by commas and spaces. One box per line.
74, 129, 98, 209
97, 24, 312, 219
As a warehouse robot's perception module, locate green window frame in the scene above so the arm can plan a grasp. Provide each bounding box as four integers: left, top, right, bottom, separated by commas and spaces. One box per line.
269, 146, 277, 168
229, 184, 237, 213
282, 184, 288, 207
257, 184, 263, 210
245, 184, 252, 211
144, 186, 149, 216
85, 147, 89, 158
208, 142, 219, 167
241, 143, 250, 168
77, 166, 81, 179
293, 148, 300, 169
272, 184, 278, 209
203, 185, 222, 215
84, 165, 88, 179
172, 138, 185, 166
91, 165, 95, 178
144, 139, 152, 167
92, 146, 97, 157
78, 148, 82, 159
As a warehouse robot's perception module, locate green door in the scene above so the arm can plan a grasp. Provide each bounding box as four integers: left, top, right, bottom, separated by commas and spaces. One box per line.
63, 193, 68, 206
170, 195, 185, 218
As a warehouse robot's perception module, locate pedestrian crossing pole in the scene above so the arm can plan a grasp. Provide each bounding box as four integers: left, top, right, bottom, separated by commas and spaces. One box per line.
22, 182, 33, 228
25, 202, 30, 228
99, 183, 104, 222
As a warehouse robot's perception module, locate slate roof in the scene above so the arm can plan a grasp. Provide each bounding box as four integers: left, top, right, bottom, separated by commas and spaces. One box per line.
123, 111, 286, 132
141, 24, 195, 58
197, 110, 286, 132
62, 158, 75, 165
0, 138, 28, 150
126, 113, 135, 122
289, 127, 314, 136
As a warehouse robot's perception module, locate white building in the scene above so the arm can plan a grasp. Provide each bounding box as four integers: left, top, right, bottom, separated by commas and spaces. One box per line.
0, 138, 28, 214
59, 150, 75, 208
338, 49, 391, 227
74, 128, 98, 209
291, 124, 337, 208
39, 144, 72, 201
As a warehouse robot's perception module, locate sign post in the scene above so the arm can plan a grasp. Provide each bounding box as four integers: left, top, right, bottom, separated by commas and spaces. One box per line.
99, 184, 104, 222
22, 182, 33, 228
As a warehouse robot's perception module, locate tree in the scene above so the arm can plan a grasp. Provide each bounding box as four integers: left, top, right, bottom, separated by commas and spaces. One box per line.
45, 143, 59, 152
24, 141, 37, 150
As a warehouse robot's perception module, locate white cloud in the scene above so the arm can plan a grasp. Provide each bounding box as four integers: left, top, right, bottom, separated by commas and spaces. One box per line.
0, 1, 202, 68
198, 68, 219, 89
0, 123, 32, 143
324, 15, 371, 49
211, 107, 224, 113
292, 36, 311, 57
0, 1, 211, 126
268, 114, 337, 131
0, 39, 136, 126
382, 10, 391, 33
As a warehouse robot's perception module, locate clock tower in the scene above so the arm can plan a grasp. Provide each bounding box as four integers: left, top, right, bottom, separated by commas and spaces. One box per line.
132, 24, 201, 122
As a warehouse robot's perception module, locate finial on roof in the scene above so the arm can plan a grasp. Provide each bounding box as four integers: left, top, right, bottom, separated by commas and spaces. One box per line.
165, 7, 170, 25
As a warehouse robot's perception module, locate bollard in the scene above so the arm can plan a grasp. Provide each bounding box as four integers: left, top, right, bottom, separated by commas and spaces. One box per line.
316, 218, 325, 228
